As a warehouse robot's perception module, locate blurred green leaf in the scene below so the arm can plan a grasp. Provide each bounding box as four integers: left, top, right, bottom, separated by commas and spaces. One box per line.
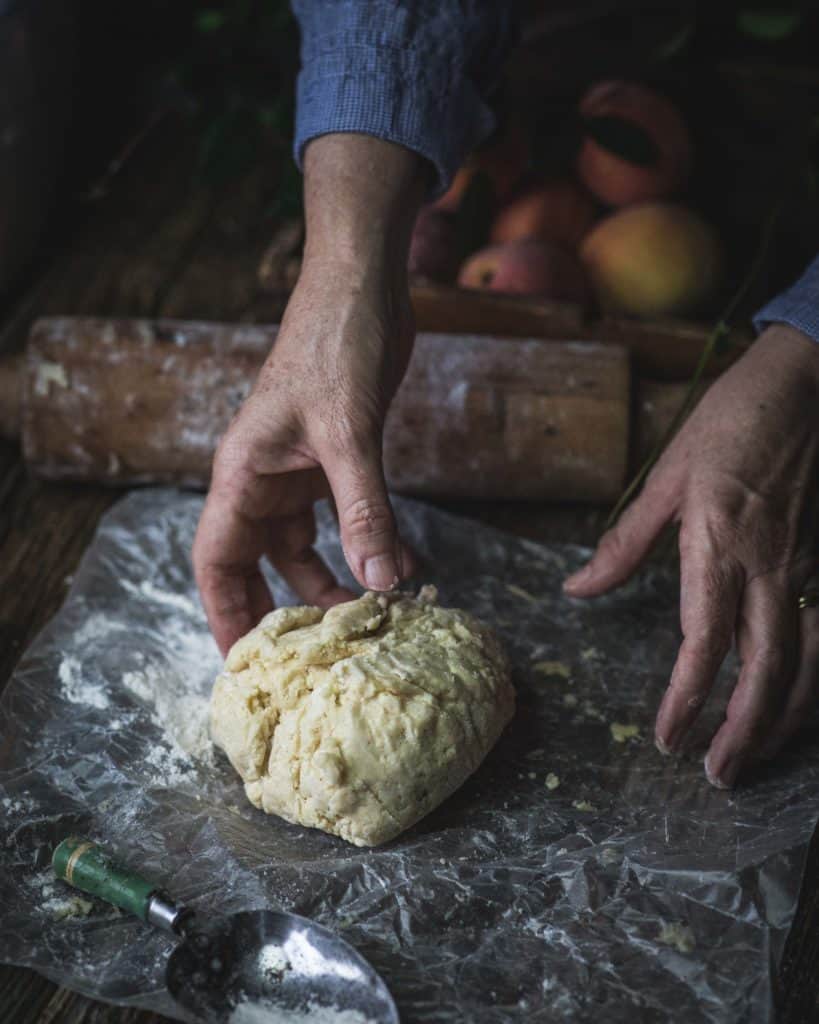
736, 9, 802, 40
712, 320, 732, 356
195, 9, 227, 33
651, 15, 696, 62
583, 116, 659, 167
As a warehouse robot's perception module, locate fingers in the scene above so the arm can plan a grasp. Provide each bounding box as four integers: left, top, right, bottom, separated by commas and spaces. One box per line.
655, 545, 743, 754
758, 605, 819, 760
704, 573, 799, 789
193, 491, 275, 657
269, 511, 355, 608
563, 474, 674, 597
320, 432, 404, 592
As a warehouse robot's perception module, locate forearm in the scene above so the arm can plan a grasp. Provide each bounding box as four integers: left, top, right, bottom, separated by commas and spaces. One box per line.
303, 134, 428, 271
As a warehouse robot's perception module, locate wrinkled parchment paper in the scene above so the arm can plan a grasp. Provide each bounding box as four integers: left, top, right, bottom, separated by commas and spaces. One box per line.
2, 489, 818, 1023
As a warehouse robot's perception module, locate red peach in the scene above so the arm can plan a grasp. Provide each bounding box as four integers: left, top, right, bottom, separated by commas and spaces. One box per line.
577, 80, 692, 207
458, 239, 592, 304
490, 179, 597, 248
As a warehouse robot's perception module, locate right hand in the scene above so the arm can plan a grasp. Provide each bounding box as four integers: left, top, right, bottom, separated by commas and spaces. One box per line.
193, 134, 426, 656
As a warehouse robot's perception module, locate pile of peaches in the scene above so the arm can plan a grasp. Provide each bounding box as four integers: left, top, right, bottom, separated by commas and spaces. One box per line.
409, 80, 723, 319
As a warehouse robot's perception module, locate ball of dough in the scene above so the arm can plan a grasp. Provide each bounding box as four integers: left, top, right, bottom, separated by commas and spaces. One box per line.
210, 586, 514, 846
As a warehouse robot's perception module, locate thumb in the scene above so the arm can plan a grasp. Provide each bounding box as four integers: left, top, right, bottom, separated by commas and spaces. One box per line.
321, 433, 403, 592
564, 478, 674, 597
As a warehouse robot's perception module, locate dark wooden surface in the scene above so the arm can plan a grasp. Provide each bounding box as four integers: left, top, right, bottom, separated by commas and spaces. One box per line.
1, 114, 818, 1023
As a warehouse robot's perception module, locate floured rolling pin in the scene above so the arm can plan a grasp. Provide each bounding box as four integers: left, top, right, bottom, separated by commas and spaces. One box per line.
0, 317, 635, 502
410, 282, 750, 380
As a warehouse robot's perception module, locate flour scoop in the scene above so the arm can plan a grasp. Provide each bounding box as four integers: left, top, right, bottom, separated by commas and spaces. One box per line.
52, 838, 399, 1023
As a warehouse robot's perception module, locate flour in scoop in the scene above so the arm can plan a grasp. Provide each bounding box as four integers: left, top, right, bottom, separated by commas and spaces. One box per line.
229, 1001, 376, 1024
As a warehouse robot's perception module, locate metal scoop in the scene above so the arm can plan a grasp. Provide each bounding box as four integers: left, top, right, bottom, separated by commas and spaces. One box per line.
52, 837, 399, 1024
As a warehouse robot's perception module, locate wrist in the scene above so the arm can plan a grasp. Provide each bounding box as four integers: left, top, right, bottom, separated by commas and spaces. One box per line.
302, 134, 428, 269
754, 323, 819, 390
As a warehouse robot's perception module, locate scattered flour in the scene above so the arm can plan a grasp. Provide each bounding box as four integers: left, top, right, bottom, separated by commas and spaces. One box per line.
229, 1001, 376, 1024
1, 794, 35, 815
122, 579, 202, 617
54, 581, 217, 787
122, 671, 213, 766
58, 656, 110, 710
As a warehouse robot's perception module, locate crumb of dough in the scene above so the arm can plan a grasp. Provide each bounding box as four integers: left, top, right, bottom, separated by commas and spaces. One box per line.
573, 800, 596, 812
532, 660, 571, 679
610, 722, 641, 743
582, 701, 607, 722
658, 921, 696, 954
506, 584, 539, 604
581, 647, 600, 661
545, 773, 560, 790
562, 693, 579, 708
49, 896, 94, 920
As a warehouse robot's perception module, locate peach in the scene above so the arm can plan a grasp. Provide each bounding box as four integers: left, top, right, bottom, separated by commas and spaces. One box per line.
408, 206, 460, 283
458, 239, 592, 304
490, 179, 597, 248
577, 81, 692, 207
580, 203, 722, 317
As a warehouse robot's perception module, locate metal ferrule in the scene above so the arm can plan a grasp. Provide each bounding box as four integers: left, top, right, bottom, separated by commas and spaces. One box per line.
146, 892, 187, 934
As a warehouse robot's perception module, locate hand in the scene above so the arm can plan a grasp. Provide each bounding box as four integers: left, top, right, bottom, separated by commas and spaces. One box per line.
564, 325, 819, 787
193, 135, 427, 655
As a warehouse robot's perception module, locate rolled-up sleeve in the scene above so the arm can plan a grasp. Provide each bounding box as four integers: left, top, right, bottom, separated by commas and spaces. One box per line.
290, 1, 517, 197
753, 255, 819, 343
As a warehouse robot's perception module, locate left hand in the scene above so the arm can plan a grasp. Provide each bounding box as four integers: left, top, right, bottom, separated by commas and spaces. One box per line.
563, 324, 819, 788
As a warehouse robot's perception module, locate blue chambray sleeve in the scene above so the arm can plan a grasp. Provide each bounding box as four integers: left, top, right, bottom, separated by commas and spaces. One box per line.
290, 1, 517, 197
753, 255, 819, 342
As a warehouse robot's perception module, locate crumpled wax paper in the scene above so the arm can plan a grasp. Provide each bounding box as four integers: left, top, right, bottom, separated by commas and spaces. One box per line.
1, 488, 818, 1023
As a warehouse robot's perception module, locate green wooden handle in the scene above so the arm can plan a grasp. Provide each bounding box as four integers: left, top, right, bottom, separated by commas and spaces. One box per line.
52, 837, 157, 920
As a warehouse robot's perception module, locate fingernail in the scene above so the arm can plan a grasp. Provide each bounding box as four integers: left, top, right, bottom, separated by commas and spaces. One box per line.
563, 565, 592, 592
704, 753, 736, 790
364, 555, 399, 591
655, 735, 673, 756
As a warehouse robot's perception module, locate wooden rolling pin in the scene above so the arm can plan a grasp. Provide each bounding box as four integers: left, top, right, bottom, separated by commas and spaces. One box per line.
0, 317, 634, 502
410, 282, 751, 380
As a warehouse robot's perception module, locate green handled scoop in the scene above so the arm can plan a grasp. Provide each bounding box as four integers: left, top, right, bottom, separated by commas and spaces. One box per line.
52, 837, 399, 1024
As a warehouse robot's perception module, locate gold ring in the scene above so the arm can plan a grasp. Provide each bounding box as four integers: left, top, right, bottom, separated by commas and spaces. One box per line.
799, 589, 819, 610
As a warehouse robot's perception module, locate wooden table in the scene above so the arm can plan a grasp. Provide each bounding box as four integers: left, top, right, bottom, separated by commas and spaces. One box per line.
1, 115, 818, 1023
